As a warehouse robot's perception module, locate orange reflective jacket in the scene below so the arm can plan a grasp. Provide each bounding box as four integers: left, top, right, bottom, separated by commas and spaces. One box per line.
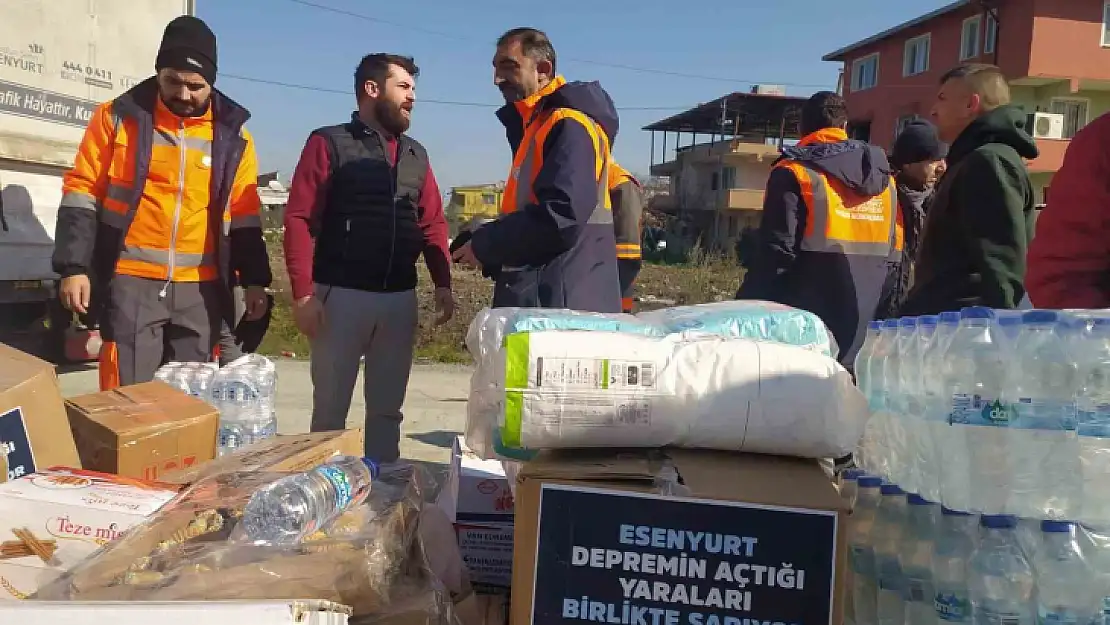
608, 162, 643, 261
58, 82, 263, 284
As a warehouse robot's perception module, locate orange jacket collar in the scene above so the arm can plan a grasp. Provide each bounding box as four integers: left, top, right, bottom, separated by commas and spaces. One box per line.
798, 127, 848, 147
513, 75, 566, 124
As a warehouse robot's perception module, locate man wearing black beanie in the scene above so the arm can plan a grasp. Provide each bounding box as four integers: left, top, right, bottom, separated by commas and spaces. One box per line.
53, 15, 272, 393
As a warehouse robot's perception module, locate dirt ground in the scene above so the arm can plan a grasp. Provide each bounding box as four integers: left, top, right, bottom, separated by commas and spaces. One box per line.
258, 231, 744, 363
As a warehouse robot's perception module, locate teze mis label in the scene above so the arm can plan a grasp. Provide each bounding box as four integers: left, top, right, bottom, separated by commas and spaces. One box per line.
530, 484, 838, 625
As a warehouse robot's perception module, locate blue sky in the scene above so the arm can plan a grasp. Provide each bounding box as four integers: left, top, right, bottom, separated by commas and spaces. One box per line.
197, 0, 950, 192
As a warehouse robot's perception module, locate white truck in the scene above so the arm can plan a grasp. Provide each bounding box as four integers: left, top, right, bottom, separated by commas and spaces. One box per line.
0, 0, 194, 360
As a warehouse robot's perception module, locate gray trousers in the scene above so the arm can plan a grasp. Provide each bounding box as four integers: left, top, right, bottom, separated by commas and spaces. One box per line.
308, 285, 418, 463
217, 286, 246, 365
100, 275, 222, 388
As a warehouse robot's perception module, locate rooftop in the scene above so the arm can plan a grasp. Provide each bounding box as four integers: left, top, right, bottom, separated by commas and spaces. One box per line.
823, 0, 976, 61
642, 92, 808, 137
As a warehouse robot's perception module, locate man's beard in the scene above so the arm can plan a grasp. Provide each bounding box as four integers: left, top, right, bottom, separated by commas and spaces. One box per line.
375, 99, 411, 136
498, 82, 526, 103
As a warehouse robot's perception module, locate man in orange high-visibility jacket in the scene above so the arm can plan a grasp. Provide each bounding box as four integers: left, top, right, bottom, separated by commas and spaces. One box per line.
609, 163, 644, 313
52, 16, 271, 391
737, 91, 902, 369
452, 27, 621, 313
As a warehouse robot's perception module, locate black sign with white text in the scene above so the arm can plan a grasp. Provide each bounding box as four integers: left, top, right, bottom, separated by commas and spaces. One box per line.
0, 79, 98, 127
531, 484, 838, 625
0, 407, 36, 481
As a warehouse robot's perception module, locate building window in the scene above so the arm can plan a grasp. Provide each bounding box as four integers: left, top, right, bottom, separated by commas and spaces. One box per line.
961, 15, 982, 60
1050, 98, 1090, 138
984, 12, 998, 54
903, 34, 931, 76
481, 193, 496, 205
1103, 1, 1110, 47
851, 53, 880, 92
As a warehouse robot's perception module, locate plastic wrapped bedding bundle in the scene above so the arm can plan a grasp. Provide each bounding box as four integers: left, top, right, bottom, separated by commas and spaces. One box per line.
637, 300, 838, 358
485, 329, 868, 459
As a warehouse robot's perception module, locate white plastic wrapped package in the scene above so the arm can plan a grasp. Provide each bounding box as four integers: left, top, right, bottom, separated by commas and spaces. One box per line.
472, 329, 867, 459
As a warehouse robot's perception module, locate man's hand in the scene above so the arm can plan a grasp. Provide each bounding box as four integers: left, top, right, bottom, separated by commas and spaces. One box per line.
292, 295, 325, 339
451, 241, 481, 270
244, 286, 269, 321
60, 275, 91, 314
434, 287, 456, 326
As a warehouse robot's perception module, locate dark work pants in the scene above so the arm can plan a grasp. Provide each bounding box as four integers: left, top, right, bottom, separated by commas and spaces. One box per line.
98, 275, 222, 390
618, 258, 642, 313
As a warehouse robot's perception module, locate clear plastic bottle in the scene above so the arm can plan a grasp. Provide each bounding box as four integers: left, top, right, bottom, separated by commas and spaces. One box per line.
855, 321, 883, 400
1034, 521, 1102, 625
851, 475, 884, 625
968, 515, 1034, 625
901, 494, 939, 625
210, 358, 279, 456
1075, 319, 1110, 527
841, 467, 866, 512
860, 320, 901, 479
1005, 310, 1079, 520
921, 312, 961, 504
239, 455, 379, 544
933, 507, 978, 625
875, 483, 908, 625
884, 318, 918, 487
902, 317, 936, 495
943, 307, 1006, 514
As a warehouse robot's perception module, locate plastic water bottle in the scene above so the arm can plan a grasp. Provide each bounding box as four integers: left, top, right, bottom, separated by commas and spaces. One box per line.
856, 320, 883, 411
1075, 319, 1110, 527
841, 467, 865, 511
154, 361, 217, 397
944, 307, 1007, 514
239, 455, 379, 544
1082, 524, 1110, 625
968, 515, 1034, 625
933, 507, 978, 624
1006, 310, 1079, 520
901, 317, 935, 495
1034, 521, 1102, 625
210, 359, 278, 456
861, 320, 900, 479
884, 318, 918, 487
875, 484, 908, 625
851, 475, 884, 625
994, 312, 1024, 352
920, 312, 961, 503
901, 494, 939, 625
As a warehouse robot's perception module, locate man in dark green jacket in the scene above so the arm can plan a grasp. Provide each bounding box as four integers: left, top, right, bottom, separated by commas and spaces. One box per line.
899, 64, 1038, 316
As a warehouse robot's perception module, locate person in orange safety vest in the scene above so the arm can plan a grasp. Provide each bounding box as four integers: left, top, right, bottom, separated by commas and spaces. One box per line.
52, 16, 271, 391
451, 27, 622, 313
736, 91, 902, 370
609, 162, 644, 313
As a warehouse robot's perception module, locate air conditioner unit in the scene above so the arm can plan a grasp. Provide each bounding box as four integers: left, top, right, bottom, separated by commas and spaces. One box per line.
1027, 112, 1065, 140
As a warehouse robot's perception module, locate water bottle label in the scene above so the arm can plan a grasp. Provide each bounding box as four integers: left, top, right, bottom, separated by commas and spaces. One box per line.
934, 591, 970, 622
876, 555, 903, 592
1013, 398, 1078, 432
950, 394, 1010, 427
903, 570, 932, 603
850, 544, 875, 576
316, 465, 354, 509
1037, 606, 1081, 625
1077, 410, 1110, 438
977, 606, 1023, 625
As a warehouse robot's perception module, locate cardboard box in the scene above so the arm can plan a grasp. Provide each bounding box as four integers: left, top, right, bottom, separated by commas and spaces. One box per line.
160, 429, 365, 485
65, 382, 220, 481
0, 343, 81, 483
511, 449, 847, 625
0, 599, 352, 624
437, 437, 514, 592
0, 467, 179, 600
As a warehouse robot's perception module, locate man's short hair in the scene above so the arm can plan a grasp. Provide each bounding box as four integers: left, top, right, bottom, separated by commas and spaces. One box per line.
496, 27, 557, 73
354, 53, 419, 98
940, 63, 1010, 111
800, 91, 849, 136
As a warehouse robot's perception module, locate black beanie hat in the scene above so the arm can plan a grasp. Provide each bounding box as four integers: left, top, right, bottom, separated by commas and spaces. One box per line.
155, 16, 218, 85
891, 120, 947, 167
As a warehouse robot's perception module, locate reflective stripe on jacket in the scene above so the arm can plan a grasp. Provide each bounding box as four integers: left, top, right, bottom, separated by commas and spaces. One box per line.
608, 162, 643, 261
52, 78, 270, 326
773, 160, 902, 258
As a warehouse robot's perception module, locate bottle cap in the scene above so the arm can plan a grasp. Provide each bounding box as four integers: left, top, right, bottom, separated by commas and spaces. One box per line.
918, 315, 939, 327
997, 315, 1022, 327
980, 514, 1018, 529
940, 506, 972, 516
1022, 310, 1058, 324
1040, 520, 1074, 533
899, 316, 919, 327
880, 483, 904, 495
361, 457, 381, 479
907, 494, 933, 505
858, 475, 883, 488
882, 319, 900, 329
868, 321, 882, 331
960, 306, 994, 320
938, 311, 962, 324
